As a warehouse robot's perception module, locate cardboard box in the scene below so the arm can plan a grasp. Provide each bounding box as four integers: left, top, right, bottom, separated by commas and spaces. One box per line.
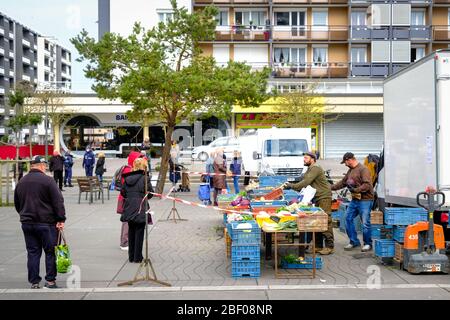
371, 211, 384, 225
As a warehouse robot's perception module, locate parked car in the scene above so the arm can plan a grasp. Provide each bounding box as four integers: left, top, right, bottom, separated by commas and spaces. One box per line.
191, 136, 240, 161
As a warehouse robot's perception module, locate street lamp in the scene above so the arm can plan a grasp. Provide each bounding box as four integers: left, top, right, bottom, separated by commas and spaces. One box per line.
44, 97, 48, 160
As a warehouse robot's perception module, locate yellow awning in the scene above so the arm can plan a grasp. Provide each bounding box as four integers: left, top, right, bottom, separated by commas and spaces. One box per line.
232, 96, 326, 113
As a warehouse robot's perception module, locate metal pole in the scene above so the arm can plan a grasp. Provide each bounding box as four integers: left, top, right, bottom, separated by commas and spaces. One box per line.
44, 99, 48, 160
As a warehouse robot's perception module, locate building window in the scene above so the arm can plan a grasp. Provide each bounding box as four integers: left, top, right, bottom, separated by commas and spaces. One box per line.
411, 10, 425, 26
9, 40, 13, 51
351, 11, 366, 26
44, 72, 49, 82
44, 57, 49, 66
235, 11, 266, 26
275, 11, 305, 27
158, 11, 174, 24
44, 41, 49, 50
351, 47, 367, 63
411, 47, 425, 62
273, 47, 306, 66
275, 12, 290, 26
313, 47, 327, 66
216, 11, 228, 26
312, 11, 328, 26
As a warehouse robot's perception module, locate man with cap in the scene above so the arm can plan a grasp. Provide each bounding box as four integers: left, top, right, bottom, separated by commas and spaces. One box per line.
282, 151, 334, 255
331, 152, 374, 252
14, 156, 66, 289
82, 146, 95, 177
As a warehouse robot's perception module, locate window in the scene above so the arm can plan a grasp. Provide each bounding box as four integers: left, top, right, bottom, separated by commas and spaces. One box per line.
391, 41, 410, 63
392, 4, 410, 26
158, 11, 173, 24
264, 139, 308, 157
351, 11, 366, 26
411, 47, 425, 62
275, 12, 290, 26
44, 57, 49, 66
44, 72, 49, 81
274, 11, 305, 26
235, 11, 266, 26
216, 11, 228, 26
371, 4, 391, 26
312, 11, 328, 26
313, 47, 328, 66
351, 47, 367, 63
411, 10, 425, 26
274, 47, 306, 66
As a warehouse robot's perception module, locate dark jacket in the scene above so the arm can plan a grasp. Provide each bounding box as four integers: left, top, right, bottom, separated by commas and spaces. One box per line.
64, 154, 74, 169
331, 163, 374, 200
120, 170, 154, 224
83, 150, 95, 168
49, 155, 65, 172
14, 169, 66, 225
230, 157, 242, 175
95, 157, 106, 176
213, 157, 227, 190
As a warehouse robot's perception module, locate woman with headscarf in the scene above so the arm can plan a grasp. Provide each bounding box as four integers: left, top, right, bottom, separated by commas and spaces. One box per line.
212, 148, 227, 206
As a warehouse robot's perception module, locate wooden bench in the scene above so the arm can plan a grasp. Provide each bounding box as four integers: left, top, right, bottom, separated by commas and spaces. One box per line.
77, 177, 104, 204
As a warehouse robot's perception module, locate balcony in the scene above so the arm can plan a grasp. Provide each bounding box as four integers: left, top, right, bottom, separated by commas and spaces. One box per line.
350, 26, 390, 40
272, 62, 349, 78
215, 26, 270, 41
22, 38, 31, 48
433, 0, 450, 3
0, 88, 5, 95
0, 48, 4, 56
433, 26, 450, 41
272, 25, 348, 41
194, 0, 268, 4
350, 63, 391, 77
411, 26, 431, 40
23, 56, 31, 65
0, 26, 4, 36
392, 63, 409, 74
0, 67, 4, 76
272, 0, 347, 3
22, 74, 31, 82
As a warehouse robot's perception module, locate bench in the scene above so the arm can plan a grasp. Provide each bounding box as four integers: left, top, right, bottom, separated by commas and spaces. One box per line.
77, 177, 104, 204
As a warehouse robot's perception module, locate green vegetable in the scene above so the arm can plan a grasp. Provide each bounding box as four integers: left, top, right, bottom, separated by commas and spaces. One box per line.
241, 214, 254, 221
238, 191, 247, 197
55, 244, 72, 273
283, 254, 298, 264
278, 221, 297, 230
276, 207, 288, 213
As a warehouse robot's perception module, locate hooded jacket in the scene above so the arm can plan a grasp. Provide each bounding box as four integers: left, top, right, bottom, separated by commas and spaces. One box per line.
116, 151, 144, 214
120, 170, 154, 224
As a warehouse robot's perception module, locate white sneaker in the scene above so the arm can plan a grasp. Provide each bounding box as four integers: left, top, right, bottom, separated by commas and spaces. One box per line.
344, 243, 360, 251
361, 245, 372, 252
120, 246, 128, 251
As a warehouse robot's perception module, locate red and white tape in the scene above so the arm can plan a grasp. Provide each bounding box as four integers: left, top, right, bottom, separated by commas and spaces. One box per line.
170, 170, 257, 178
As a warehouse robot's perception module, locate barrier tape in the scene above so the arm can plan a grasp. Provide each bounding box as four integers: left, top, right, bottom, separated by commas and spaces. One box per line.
170, 170, 257, 178
148, 191, 254, 216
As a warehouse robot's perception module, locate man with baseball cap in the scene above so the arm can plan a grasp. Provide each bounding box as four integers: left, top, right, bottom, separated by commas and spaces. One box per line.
331, 152, 374, 252
282, 151, 334, 255
14, 155, 66, 289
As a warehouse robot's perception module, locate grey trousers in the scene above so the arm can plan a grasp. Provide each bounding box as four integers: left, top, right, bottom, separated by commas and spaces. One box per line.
120, 222, 129, 247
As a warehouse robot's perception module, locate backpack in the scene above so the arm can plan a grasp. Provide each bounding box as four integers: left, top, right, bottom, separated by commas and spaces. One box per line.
363, 154, 380, 187
113, 165, 130, 191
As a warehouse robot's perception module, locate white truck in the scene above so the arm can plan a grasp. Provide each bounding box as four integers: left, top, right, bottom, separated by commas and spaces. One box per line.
238, 127, 311, 179
382, 50, 450, 237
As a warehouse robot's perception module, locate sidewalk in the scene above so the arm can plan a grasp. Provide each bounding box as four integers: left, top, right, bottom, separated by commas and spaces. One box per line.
1, 182, 449, 299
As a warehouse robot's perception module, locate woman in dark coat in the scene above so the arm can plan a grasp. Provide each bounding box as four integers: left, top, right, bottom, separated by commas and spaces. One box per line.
95, 152, 106, 182
212, 148, 227, 206
120, 158, 153, 263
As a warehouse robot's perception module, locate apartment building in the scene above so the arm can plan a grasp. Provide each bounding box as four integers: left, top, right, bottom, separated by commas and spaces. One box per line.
193, 0, 450, 158
0, 11, 72, 138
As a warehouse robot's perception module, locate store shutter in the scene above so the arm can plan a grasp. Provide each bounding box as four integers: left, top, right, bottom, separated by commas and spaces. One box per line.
324, 113, 384, 159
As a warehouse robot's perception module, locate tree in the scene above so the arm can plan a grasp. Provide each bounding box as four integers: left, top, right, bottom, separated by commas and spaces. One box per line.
71, 0, 271, 193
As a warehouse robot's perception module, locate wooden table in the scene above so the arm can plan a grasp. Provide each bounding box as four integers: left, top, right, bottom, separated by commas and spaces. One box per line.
262, 227, 318, 279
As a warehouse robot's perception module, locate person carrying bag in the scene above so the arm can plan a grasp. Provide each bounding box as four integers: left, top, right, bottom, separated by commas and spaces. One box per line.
55, 230, 72, 274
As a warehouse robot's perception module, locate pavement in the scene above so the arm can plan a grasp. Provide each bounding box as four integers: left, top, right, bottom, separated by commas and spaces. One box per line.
1, 176, 450, 300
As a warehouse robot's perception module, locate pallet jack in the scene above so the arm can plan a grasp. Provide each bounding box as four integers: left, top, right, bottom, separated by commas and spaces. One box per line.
403, 189, 449, 274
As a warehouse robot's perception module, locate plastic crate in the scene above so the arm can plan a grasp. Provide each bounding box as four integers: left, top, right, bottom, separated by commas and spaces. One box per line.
371, 225, 393, 240
223, 213, 228, 225
280, 257, 323, 269
384, 207, 428, 225
229, 221, 261, 245
393, 226, 406, 243
331, 210, 341, 220
251, 206, 286, 214
338, 203, 362, 234
231, 245, 260, 261
259, 176, 288, 188
283, 190, 300, 202
374, 239, 395, 258
231, 260, 260, 278
250, 200, 288, 207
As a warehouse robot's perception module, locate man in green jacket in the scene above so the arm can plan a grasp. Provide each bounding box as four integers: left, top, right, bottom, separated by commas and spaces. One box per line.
282, 152, 334, 255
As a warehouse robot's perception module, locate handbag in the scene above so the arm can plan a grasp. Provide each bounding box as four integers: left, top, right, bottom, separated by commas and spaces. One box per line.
55, 230, 72, 274
116, 196, 125, 214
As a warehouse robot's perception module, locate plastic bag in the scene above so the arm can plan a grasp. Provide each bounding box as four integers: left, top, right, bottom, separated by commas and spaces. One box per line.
299, 185, 316, 204
55, 230, 72, 274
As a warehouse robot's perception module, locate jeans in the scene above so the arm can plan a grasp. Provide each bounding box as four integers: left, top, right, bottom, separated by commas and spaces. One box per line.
346, 199, 373, 246
97, 175, 103, 183
21, 224, 58, 285
64, 168, 72, 186
233, 176, 240, 194
85, 166, 93, 177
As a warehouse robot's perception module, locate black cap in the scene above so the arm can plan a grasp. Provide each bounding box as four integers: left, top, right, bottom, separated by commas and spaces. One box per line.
340, 152, 355, 164
303, 151, 317, 160
30, 155, 47, 165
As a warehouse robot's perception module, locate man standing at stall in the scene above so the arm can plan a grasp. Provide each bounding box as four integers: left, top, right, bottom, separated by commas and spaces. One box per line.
282, 151, 334, 255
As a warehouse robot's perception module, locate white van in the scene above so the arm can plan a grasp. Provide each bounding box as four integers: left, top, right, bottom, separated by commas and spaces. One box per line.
191, 136, 240, 161
238, 128, 311, 178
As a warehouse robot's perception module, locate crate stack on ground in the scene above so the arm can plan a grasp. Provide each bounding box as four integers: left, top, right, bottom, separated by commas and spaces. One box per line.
338, 202, 363, 234
228, 220, 261, 278
374, 207, 427, 264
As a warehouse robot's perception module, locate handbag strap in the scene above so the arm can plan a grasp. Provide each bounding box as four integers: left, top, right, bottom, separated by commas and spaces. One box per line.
57, 230, 67, 246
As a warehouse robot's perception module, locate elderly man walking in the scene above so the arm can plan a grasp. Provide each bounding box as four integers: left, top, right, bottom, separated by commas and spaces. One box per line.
331, 152, 374, 252
14, 156, 66, 289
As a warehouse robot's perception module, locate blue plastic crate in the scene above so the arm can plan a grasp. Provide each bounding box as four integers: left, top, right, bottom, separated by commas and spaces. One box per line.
229, 221, 261, 245
283, 190, 300, 202
371, 224, 383, 239
384, 207, 428, 225
393, 226, 406, 243
259, 176, 288, 188
250, 200, 288, 207
338, 203, 362, 234
280, 257, 323, 269
231, 245, 260, 262
374, 239, 395, 258
231, 260, 260, 278
223, 213, 228, 225
331, 210, 341, 220
371, 225, 393, 240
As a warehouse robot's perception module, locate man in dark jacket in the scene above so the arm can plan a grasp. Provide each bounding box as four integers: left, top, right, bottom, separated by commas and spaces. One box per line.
283, 152, 334, 255
49, 150, 65, 191
82, 147, 95, 177
63, 150, 74, 188
14, 155, 66, 289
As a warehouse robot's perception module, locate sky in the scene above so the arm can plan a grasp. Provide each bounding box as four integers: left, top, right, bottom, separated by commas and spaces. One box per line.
0, 0, 98, 92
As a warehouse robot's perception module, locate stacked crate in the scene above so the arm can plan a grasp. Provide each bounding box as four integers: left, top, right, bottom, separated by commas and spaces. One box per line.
229, 221, 261, 278
338, 202, 362, 234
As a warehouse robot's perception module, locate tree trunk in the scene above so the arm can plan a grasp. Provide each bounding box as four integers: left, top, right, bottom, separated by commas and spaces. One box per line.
15, 132, 19, 185
29, 126, 33, 158
155, 125, 174, 194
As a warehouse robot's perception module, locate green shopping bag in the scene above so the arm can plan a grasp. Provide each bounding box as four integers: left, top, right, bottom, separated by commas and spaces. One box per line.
55, 230, 72, 273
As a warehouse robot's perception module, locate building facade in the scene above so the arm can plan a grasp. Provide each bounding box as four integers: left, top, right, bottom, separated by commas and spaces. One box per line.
0, 11, 72, 138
